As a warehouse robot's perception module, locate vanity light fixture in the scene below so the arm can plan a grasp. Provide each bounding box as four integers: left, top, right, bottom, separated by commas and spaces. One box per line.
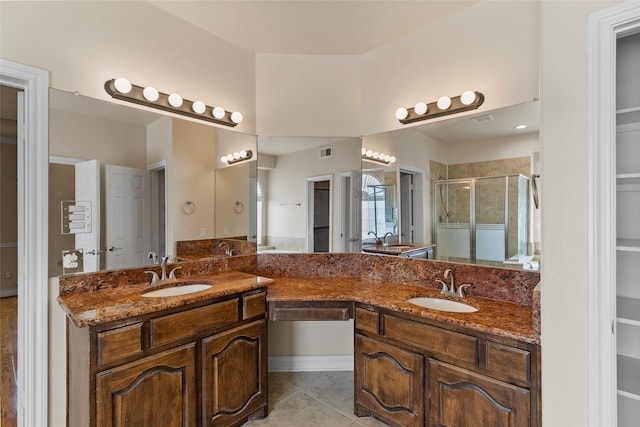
396, 90, 485, 125
362, 147, 396, 165
105, 77, 243, 127
220, 149, 253, 165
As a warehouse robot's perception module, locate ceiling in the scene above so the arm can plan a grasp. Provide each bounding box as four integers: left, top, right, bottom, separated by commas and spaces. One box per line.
149, 1, 479, 55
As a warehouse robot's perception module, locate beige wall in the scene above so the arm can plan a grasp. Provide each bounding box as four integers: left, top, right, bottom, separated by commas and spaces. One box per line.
540, 1, 621, 426
171, 119, 217, 247
0, 1, 256, 134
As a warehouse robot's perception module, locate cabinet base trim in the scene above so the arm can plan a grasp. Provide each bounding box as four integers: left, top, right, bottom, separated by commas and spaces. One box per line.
269, 355, 353, 372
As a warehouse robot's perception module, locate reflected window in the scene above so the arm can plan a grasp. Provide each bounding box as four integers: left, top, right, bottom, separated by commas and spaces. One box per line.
362, 173, 382, 239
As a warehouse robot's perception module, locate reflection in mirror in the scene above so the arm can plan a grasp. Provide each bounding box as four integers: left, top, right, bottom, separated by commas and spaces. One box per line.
362, 101, 540, 268
48, 89, 256, 277
257, 136, 362, 253
362, 162, 398, 243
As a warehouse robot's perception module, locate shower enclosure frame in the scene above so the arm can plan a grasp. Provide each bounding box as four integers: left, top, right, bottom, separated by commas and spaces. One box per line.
433, 174, 530, 264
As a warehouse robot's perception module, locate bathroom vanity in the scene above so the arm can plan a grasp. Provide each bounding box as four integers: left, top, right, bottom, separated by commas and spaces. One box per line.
59, 253, 540, 427
59, 270, 271, 427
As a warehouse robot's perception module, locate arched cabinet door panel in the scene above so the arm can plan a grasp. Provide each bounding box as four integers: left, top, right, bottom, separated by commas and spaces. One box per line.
428, 359, 531, 427
96, 343, 196, 427
201, 320, 267, 426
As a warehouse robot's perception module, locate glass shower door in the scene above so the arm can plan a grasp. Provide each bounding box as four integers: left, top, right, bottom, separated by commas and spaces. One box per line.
434, 180, 472, 261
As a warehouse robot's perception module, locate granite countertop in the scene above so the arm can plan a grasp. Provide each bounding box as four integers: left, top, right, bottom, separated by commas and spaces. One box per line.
59, 267, 537, 345
58, 270, 273, 328
267, 277, 538, 344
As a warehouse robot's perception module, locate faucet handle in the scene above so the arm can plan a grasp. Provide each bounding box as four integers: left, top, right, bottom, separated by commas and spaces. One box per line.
457, 284, 472, 298
168, 266, 182, 279
436, 279, 448, 294
144, 270, 159, 284
444, 269, 452, 279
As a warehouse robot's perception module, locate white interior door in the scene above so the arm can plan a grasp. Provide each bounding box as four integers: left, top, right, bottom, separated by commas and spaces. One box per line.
74, 159, 100, 272
105, 164, 151, 269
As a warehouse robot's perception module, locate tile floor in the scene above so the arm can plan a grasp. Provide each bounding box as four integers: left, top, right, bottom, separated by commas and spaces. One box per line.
243, 371, 389, 427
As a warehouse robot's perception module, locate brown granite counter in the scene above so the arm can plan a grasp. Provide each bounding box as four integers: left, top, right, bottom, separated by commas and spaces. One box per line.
58, 270, 272, 328
266, 277, 538, 344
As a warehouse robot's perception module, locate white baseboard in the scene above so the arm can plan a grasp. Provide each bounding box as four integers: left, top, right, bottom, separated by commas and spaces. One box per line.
268, 355, 354, 372
0, 288, 18, 298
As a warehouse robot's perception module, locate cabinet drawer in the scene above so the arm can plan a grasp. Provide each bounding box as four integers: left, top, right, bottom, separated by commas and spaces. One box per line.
97, 322, 144, 366
151, 299, 238, 348
269, 301, 352, 321
383, 315, 478, 364
243, 292, 266, 320
485, 341, 531, 386
355, 307, 379, 335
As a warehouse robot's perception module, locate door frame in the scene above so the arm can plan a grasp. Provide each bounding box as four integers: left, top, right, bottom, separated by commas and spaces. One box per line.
588, 3, 640, 426
0, 59, 49, 427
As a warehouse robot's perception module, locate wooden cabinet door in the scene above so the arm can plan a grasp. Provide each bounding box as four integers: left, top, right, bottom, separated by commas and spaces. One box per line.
95, 343, 196, 427
428, 359, 531, 427
355, 334, 424, 427
201, 320, 267, 426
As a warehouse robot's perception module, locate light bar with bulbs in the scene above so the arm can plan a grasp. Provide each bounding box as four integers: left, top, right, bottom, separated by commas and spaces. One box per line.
395, 90, 484, 125
105, 77, 243, 128
220, 149, 253, 165
362, 147, 396, 165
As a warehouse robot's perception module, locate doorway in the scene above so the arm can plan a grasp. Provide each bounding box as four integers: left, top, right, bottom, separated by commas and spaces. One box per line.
399, 167, 426, 244
0, 59, 50, 427
306, 175, 332, 252
0, 84, 20, 426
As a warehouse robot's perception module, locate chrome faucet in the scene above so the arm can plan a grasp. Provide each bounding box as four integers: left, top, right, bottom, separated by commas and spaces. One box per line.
368, 231, 382, 245
437, 269, 471, 298
217, 242, 233, 256
383, 232, 393, 246
145, 255, 181, 285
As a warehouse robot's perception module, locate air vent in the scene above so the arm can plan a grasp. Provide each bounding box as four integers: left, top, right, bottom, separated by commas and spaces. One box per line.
320, 147, 333, 158
472, 114, 494, 123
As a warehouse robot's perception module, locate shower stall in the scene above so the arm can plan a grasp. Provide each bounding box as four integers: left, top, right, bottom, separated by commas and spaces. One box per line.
433, 174, 530, 264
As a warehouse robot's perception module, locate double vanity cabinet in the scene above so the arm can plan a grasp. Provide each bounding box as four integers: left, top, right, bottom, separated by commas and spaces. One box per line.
60, 259, 540, 427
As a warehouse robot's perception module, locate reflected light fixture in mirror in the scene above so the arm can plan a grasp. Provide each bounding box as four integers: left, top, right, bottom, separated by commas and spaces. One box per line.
221, 149, 253, 165
362, 147, 396, 165
105, 77, 242, 127
396, 90, 484, 125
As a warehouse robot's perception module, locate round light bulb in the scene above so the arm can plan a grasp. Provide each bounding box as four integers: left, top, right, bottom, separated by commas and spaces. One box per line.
414, 102, 428, 115
114, 77, 132, 94
212, 106, 226, 119
220, 156, 229, 164
384, 155, 391, 162
362, 147, 367, 156
366, 150, 374, 157
192, 100, 206, 114
233, 152, 241, 159
226, 154, 234, 162
231, 111, 243, 124
239, 150, 248, 158
379, 152, 385, 160
168, 93, 183, 107
373, 152, 380, 159
437, 96, 451, 110
395, 107, 408, 120
460, 90, 476, 105
389, 156, 397, 163
143, 86, 159, 101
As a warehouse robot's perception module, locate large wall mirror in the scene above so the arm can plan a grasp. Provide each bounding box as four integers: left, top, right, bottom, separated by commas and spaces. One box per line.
48, 88, 257, 277
361, 101, 540, 268
257, 136, 362, 253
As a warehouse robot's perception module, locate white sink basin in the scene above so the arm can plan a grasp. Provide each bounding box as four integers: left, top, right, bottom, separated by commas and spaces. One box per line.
142, 283, 212, 298
407, 297, 478, 313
